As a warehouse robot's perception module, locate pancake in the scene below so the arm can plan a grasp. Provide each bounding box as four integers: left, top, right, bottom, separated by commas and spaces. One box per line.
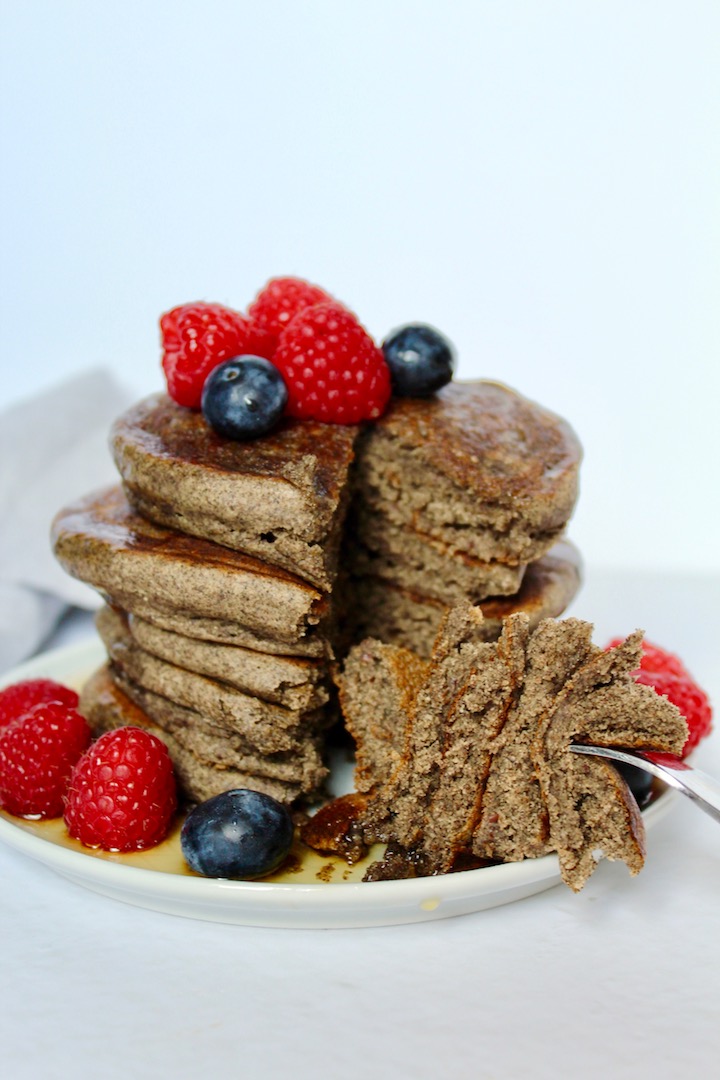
325, 612, 687, 890
96, 605, 326, 754
112, 394, 359, 590
52, 486, 331, 655
79, 666, 319, 805
353, 380, 582, 565
339, 539, 582, 658
112, 608, 329, 709
56, 378, 585, 815
111, 382, 581, 589
345, 506, 528, 602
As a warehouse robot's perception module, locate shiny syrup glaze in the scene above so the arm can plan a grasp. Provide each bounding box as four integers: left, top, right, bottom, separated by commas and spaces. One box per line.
368, 381, 582, 507
112, 393, 360, 501
1, 809, 387, 884
54, 486, 324, 593
0, 666, 381, 885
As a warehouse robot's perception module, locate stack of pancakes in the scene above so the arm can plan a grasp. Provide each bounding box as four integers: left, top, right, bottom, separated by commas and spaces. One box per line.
338, 381, 582, 655
52, 380, 583, 806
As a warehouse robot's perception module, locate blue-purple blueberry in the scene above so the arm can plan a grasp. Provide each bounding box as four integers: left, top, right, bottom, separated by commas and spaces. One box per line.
381, 324, 455, 397
181, 788, 294, 879
201, 356, 287, 440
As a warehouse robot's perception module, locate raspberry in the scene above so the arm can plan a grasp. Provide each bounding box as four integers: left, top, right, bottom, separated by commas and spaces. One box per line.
606, 637, 713, 757
64, 727, 177, 851
161, 302, 274, 410
0, 678, 79, 729
247, 276, 334, 349
635, 669, 712, 757
0, 703, 92, 818
273, 302, 391, 423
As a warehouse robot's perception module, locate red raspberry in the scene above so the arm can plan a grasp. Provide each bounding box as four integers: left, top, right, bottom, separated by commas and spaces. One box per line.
0, 678, 79, 729
247, 276, 334, 349
273, 302, 391, 423
0, 703, 92, 818
606, 637, 713, 757
161, 302, 275, 409
64, 727, 177, 851
635, 669, 712, 757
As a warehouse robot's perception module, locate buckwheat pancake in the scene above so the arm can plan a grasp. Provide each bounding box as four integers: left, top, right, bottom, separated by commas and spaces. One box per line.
119, 603, 328, 657
52, 486, 331, 655
354, 380, 582, 566
345, 506, 528, 602
112, 394, 359, 590
329, 611, 687, 889
56, 377, 586, 816
108, 664, 326, 784
96, 604, 327, 754
80, 666, 322, 804
338, 539, 582, 658
103, 607, 329, 710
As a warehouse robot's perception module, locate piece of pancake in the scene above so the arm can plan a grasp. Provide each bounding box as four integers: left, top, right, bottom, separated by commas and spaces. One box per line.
117, 604, 328, 657
353, 380, 582, 566
345, 505, 528, 602
529, 628, 688, 890
79, 666, 319, 804
339, 540, 582, 658
112, 394, 359, 590
108, 665, 327, 786
109, 608, 329, 710
336, 637, 428, 796
52, 486, 331, 655
96, 605, 326, 754
328, 611, 687, 890
359, 605, 495, 847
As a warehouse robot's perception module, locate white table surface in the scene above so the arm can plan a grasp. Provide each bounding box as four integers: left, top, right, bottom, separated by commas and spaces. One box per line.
1, 567, 719, 1080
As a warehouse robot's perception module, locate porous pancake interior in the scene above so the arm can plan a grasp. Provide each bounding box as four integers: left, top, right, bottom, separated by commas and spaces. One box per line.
329, 611, 687, 890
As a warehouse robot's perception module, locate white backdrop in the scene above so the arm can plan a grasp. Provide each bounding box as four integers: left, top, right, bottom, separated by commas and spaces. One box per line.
1, 0, 718, 575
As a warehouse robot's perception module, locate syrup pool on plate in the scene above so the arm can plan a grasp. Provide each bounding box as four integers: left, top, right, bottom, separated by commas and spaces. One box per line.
0, 810, 386, 885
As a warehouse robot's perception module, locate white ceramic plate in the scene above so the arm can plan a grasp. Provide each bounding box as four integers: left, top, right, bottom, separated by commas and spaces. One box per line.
0, 639, 676, 928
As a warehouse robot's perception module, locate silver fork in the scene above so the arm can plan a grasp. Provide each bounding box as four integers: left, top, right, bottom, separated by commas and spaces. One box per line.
569, 744, 720, 824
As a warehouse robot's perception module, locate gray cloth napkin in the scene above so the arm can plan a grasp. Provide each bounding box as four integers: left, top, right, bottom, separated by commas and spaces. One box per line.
0, 370, 134, 671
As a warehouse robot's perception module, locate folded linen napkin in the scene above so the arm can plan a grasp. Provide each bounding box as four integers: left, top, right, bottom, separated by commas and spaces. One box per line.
0, 370, 134, 672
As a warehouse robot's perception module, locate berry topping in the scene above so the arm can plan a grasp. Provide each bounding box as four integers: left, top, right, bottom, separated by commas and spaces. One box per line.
64, 727, 177, 851
0, 702, 92, 818
273, 302, 391, 423
201, 356, 288, 440
180, 788, 294, 879
161, 302, 274, 410
381, 323, 455, 397
635, 669, 712, 757
607, 637, 712, 758
0, 678, 79, 728
247, 276, 334, 348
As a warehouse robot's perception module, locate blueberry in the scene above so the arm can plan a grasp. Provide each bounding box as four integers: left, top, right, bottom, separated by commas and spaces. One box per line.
201, 356, 287, 440
381, 324, 455, 397
180, 788, 294, 879
614, 761, 654, 809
